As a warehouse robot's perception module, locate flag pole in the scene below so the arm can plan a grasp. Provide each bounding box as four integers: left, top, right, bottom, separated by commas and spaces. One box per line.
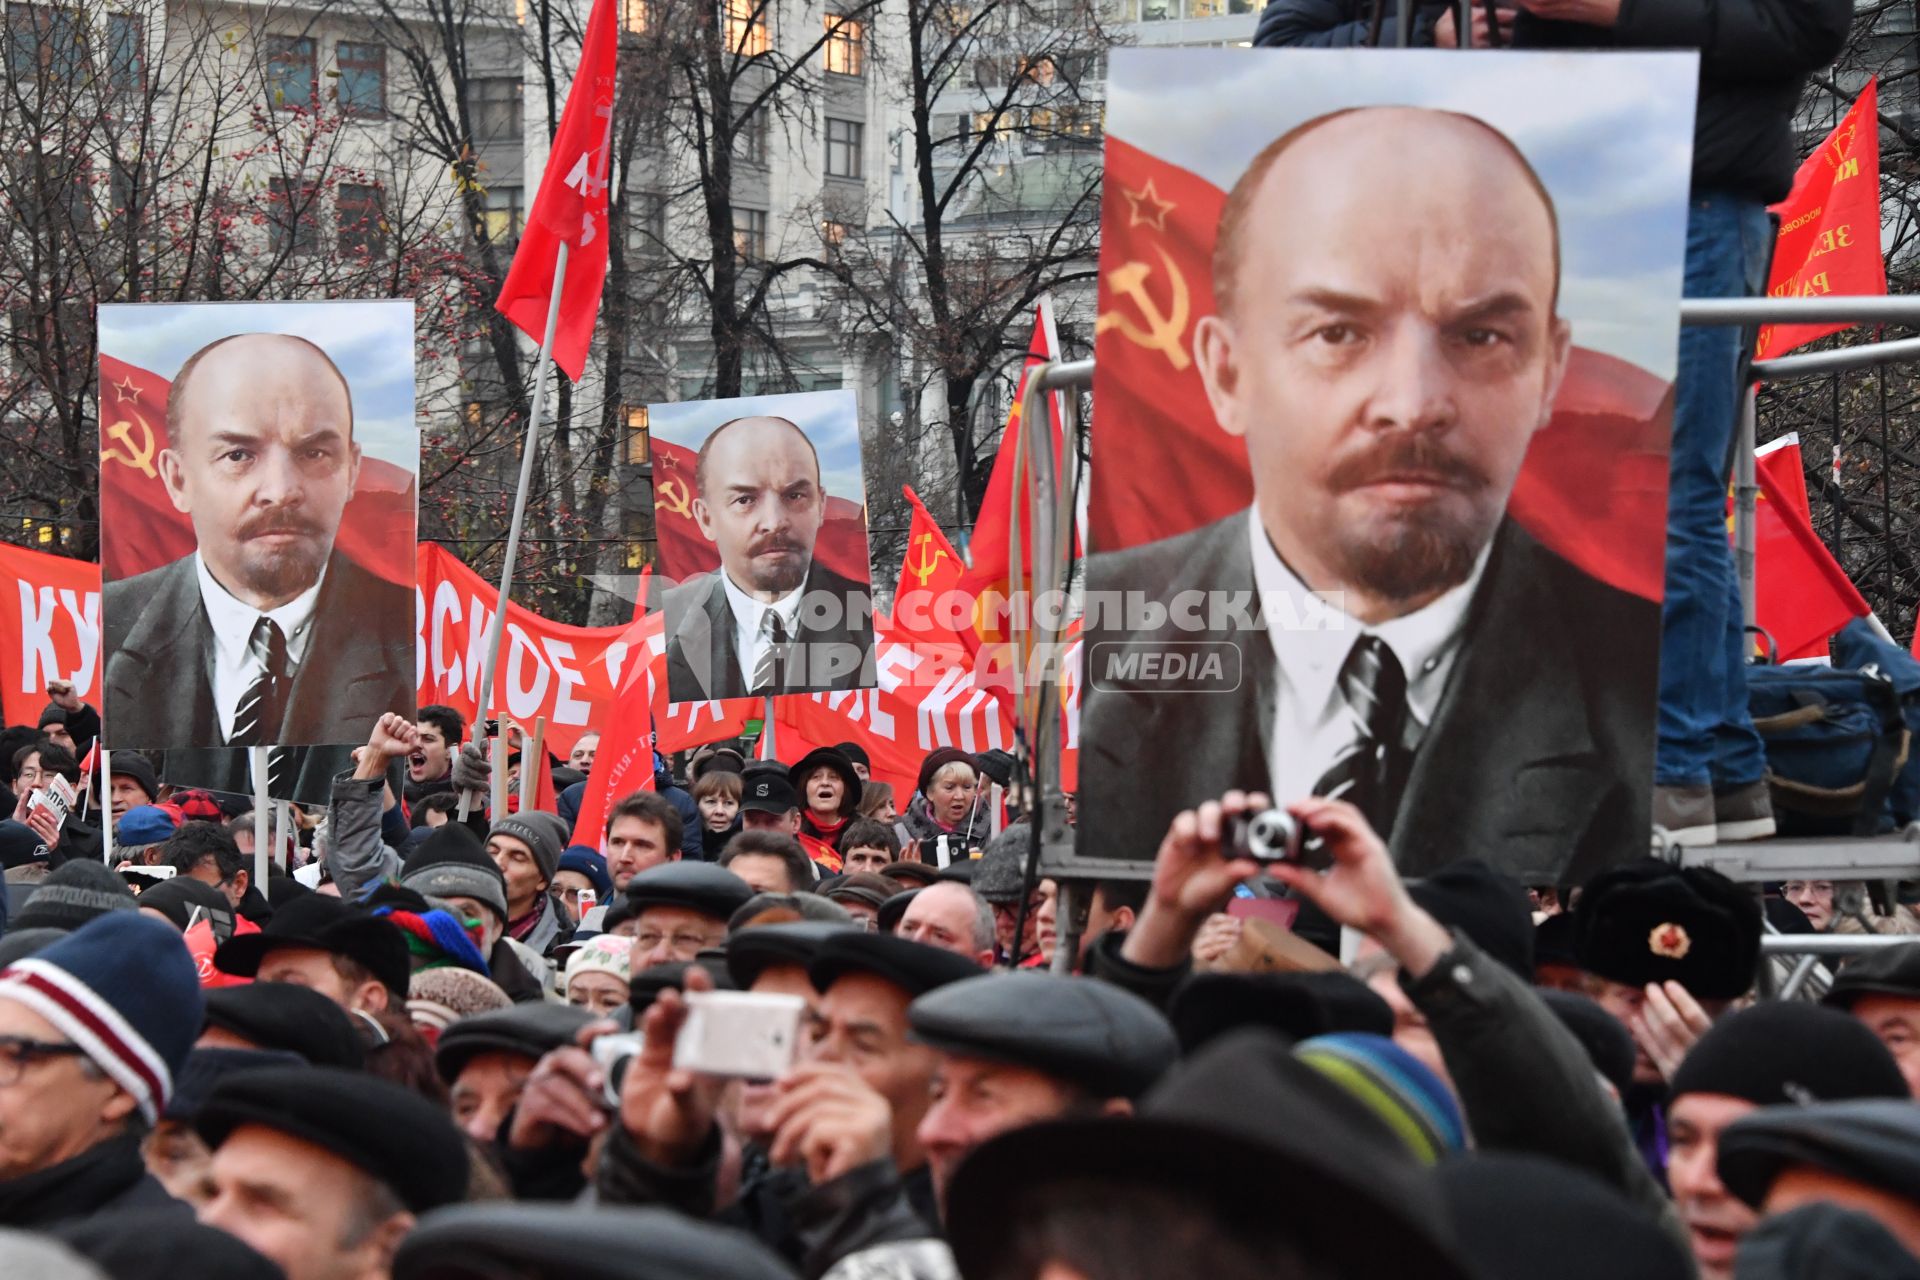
761, 694, 778, 760
460, 240, 571, 824
250, 746, 270, 893
98, 747, 111, 864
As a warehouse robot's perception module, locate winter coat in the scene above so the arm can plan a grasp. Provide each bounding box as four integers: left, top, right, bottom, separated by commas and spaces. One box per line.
0, 1132, 188, 1229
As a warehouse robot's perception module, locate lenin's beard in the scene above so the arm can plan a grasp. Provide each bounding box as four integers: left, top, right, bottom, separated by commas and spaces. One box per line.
1322, 433, 1500, 605
742, 532, 812, 595
233, 510, 333, 600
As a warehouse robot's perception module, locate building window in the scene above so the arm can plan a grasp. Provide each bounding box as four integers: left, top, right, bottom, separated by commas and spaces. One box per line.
821, 218, 850, 246
482, 185, 523, 248
467, 77, 522, 143
263, 34, 315, 108
736, 110, 767, 166
624, 405, 651, 465
7, 5, 82, 86
825, 118, 863, 179
337, 41, 385, 117
823, 14, 862, 75
337, 181, 386, 256
723, 0, 768, 56
620, 0, 654, 29
105, 13, 143, 93
1139, 0, 1172, 17
628, 191, 665, 255
1186, 0, 1225, 15
971, 110, 1008, 143
731, 206, 767, 260
268, 178, 317, 256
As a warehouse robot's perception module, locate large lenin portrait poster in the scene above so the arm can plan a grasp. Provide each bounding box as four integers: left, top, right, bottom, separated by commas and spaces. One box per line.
1079, 50, 1698, 886
648, 389, 878, 705
98, 300, 418, 755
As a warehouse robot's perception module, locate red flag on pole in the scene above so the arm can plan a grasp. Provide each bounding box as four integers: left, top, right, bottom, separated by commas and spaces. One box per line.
1740, 436, 1870, 658
892, 486, 971, 652
1756, 78, 1885, 361
494, 0, 618, 381
957, 298, 1070, 654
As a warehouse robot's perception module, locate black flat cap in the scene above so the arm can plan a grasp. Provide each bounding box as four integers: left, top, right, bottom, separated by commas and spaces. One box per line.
630, 957, 735, 1014
213, 893, 411, 999
725, 921, 858, 989
809, 931, 982, 998
166, 1047, 306, 1121
194, 1065, 468, 1214
1735, 1203, 1920, 1280
1574, 858, 1760, 999
910, 972, 1177, 1099
1718, 1099, 1920, 1210
435, 1002, 595, 1083
741, 772, 798, 815
1437, 1153, 1692, 1280
1168, 971, 1393, 1054
203, 982, 368, 1070
394, 1203, 795, 1280
1670, 1002, 1907, 1107
877, 887, 921, 935
1825, 941, 1920, 1009
621, 862, 755, 923
879, 861, 940, 888
56, 1210, 287, 1280
946, 1029, 1475, 1280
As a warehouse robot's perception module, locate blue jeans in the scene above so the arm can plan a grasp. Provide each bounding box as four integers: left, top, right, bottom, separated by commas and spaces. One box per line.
1656, 196, 1774, 789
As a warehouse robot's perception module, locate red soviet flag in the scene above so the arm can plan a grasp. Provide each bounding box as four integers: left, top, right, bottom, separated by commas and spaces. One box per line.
892, 485, 970, 652
1757, 78, 1885, 361
494, 0, 617, 382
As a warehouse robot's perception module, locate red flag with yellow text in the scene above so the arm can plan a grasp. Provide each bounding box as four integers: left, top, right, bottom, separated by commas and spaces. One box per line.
1756, 79, 1885, 361
494, 0, 617, 381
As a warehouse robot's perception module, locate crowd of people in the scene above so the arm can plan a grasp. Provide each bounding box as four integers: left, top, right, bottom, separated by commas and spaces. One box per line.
0, 690, 1912, 1280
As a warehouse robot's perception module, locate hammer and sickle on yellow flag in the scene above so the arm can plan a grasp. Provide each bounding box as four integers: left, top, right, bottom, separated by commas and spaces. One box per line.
100, 416, 158, 479
908, 533, 948, 587
657, 476, 693, 519
1096, 243, 1192, 372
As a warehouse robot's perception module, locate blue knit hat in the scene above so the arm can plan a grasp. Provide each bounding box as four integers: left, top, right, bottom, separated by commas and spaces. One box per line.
558, 846, 613, 898
0, 913, 204, 1122
1295, 1032, 1466, 1165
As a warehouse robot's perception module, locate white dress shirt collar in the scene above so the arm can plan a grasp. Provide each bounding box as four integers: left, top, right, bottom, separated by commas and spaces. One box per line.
722, 568, 807, 681
195, 552, 324, 668
1246, 508, 1488, 731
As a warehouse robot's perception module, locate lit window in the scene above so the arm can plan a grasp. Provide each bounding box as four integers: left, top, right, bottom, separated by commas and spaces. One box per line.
823, 14, 862, 75
732, 207, 767, 260
723, 0, 768, 56
624, 405, 651, 464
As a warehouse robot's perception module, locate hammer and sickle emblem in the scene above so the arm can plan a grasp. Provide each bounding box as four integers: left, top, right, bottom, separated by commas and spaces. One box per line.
100, 417, 157, 479
657, 476, 692, 519
908, 533, 948, 587
1095, 243, 1191, 371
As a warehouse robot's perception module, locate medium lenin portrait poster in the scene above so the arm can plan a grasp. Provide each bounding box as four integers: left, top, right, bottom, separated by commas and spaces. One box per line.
648, 389, 877, 705
98, 300, 418, 753
1079, 50, 1697, 886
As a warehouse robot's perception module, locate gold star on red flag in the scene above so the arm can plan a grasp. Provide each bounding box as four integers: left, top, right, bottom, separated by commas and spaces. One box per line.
1122, 178, 1176, 232
113, 376, 141, 404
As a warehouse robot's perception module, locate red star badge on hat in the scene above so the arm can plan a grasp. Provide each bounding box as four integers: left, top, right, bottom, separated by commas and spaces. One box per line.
1648, 922, 1691, 960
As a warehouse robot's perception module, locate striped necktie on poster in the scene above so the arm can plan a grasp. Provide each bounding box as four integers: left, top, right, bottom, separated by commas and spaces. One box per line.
231, 617, 290, 794
1310, 635, 1411, 838
751, 613, 788, 695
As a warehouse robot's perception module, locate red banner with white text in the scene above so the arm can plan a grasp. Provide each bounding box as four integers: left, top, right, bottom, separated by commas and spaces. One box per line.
0, 543, 102, 729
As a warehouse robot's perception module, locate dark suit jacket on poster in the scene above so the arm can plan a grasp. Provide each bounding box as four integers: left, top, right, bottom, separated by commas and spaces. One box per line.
1078, 511, 1659, 887
662, 563, 876, 702
102, 551, 415, 754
